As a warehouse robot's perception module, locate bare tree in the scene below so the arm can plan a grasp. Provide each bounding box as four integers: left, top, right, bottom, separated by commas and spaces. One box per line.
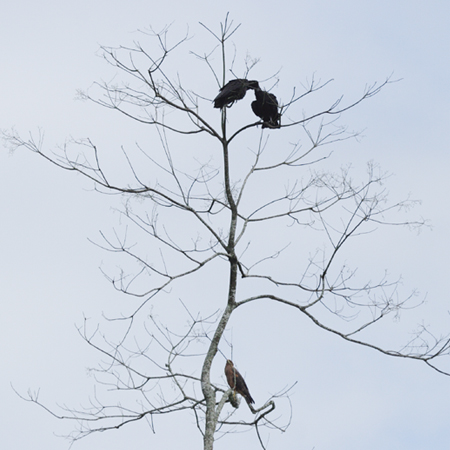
4, 15, 450, 450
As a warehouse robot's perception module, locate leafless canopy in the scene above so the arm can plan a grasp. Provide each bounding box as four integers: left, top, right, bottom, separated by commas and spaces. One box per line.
4, 14, 449, 450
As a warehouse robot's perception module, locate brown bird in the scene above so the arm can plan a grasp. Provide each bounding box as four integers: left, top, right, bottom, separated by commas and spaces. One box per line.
225, 359, 255, 405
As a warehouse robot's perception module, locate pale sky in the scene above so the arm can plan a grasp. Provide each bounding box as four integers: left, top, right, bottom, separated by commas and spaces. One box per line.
1, 1, 450, 449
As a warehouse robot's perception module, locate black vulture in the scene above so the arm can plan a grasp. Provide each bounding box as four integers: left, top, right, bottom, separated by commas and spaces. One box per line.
214, 79, 260, 109
251, 88, 281, 129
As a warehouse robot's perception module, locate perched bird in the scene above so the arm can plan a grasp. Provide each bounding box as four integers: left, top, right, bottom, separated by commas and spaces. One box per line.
214, 79, 260, 109
225, 359, 255, 405
251, 88, 281, 128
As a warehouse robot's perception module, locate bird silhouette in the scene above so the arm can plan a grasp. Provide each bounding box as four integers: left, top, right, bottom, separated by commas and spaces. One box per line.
251, 87, 281, 128
214, 79, 260, 109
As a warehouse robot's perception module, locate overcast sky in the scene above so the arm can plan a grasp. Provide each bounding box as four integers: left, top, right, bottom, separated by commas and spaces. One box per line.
1, 1, 450, 449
